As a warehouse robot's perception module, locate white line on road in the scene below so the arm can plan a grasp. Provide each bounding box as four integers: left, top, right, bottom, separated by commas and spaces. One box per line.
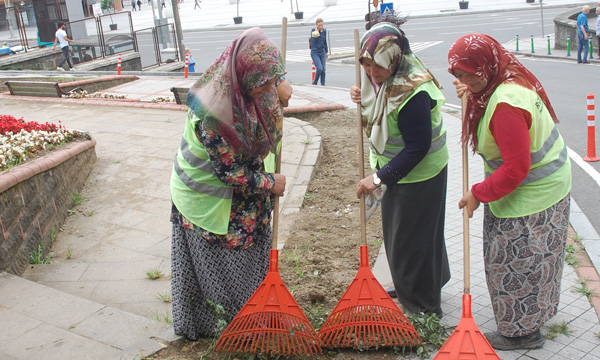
285, 41, 444, 63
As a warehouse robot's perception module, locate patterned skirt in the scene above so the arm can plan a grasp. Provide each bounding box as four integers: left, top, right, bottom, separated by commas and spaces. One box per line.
483, 195, 570, 337
171, 223, 271, 340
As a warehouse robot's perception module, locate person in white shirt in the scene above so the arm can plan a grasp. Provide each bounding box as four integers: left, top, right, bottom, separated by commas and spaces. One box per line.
52, 22, 74, 71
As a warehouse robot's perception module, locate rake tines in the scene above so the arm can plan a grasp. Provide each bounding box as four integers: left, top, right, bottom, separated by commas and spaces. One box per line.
318, 246, 422, 349
319, 304, 422, 348
214, 311, 322, 355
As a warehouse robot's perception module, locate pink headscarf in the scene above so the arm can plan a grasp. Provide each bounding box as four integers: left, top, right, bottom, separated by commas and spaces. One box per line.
187, 27, 285, 157
448, 34, 558, 150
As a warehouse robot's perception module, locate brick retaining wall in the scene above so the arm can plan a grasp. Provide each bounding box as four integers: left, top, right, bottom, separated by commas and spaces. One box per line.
0, 140, 97, 275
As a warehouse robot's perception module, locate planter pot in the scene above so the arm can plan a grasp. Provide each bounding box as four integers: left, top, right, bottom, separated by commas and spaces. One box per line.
323, 0, 337, 5
233, 16, 243, 24
526, 0, 535, 3
109, 23, 118, 30
458, 1, 468, 9
294, 11, 303, 19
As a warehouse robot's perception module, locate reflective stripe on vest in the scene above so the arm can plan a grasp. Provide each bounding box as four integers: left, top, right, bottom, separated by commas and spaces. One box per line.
173, 153, 233, 199
371, 123, 446, 158
482, 126, 566, 185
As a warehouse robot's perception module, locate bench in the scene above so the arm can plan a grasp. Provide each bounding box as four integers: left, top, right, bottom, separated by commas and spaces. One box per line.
170, 86, 190, 105
4, 81, 83, 98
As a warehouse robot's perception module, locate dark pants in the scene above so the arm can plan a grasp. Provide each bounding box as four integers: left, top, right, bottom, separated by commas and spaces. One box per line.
311, 50, 326, 86
597, 35, 600, 55
58, 46, 72, 68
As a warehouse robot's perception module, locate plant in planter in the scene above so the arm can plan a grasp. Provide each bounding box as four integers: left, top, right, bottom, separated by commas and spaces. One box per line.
101, 0, 118, 30
292, 0, 303, 19
233, 0, 242, 24
458, 0, 469, 10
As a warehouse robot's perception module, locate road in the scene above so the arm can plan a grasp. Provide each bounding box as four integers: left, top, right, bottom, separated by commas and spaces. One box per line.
179, 6, 600, 234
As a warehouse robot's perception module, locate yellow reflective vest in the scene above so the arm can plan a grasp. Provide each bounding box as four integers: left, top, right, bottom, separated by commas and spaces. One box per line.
477, 83, 571, 218
369, 80, 449, 183
170, 110, 233, 234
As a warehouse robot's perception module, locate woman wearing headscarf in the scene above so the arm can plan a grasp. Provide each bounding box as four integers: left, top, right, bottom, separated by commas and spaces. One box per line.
351, 21, 450, 317
448, 34, 571, 350
170, 27, 286, 340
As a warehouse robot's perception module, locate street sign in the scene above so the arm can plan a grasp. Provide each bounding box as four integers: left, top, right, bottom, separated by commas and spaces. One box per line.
92, 3, 101, 17
380, 2, 393, 16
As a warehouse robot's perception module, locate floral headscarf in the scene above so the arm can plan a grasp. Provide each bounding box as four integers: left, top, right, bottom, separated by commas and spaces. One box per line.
359, 22, 440, 154
447, 34, 558, 151
186, 27, 285, 157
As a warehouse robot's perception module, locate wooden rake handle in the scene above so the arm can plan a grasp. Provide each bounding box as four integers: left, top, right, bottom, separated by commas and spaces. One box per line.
461, 94, 471, 295
272, 17, 288, 250
354, 29, 367, 247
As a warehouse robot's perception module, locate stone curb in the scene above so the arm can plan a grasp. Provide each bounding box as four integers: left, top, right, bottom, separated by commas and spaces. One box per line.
0, 139, 97, 194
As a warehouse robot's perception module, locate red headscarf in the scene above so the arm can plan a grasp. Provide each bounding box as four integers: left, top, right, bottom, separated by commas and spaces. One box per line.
447, 34, 558, 150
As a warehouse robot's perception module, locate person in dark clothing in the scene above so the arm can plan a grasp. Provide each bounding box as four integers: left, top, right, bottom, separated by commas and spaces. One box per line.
309, 18, 328, 86
351, 20, 450, 317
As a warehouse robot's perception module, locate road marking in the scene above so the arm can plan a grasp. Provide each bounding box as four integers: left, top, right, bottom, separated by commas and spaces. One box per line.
285, 41, 443, 63
568, 146, 600, 188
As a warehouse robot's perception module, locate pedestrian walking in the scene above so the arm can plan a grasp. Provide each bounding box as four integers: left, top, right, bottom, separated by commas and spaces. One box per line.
52, 22, 75, 71
131, 0, 136, 11
596, 7, 600, 56
194, 0, 201, 9
137, 0, 142, 10
309, 18, 328, 86
448, 33, 572, 351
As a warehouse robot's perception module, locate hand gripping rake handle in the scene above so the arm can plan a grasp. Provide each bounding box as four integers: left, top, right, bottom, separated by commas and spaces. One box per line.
354, 29, 368, 248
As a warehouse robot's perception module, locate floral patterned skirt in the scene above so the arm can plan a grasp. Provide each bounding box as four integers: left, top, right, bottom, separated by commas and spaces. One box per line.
171, 223, 271, 340
483, 195, 570, 337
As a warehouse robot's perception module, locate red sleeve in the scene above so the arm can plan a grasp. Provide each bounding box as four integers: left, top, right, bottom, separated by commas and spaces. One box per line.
471, 103, 532, 203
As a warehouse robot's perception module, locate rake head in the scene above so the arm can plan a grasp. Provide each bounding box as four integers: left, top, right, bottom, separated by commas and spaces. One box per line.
433, 294, 500, 359
213, 250, 322, 356
319, 246, 422, 349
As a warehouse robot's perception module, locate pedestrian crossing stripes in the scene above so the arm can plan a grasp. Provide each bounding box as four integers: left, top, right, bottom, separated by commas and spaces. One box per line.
285, 41, 444, 63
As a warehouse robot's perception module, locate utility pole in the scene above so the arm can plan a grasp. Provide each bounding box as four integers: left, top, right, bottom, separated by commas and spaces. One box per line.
4, 0, 15, 38
540, 0, 545, 37
170, 0, 185, 61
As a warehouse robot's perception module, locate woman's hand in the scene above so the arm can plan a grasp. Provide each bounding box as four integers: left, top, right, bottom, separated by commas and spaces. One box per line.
276, 80, 292, 108
271, 173, 286, 196
458, 191, 480, 218
350, 85, 361, 104
452, 79, 468, 99
356, 174, 377, 198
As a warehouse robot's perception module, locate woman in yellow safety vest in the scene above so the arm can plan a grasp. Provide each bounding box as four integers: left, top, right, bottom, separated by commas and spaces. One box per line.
449, 34, 571, 351
169, 27, 286, 340
351, 19, 451, 318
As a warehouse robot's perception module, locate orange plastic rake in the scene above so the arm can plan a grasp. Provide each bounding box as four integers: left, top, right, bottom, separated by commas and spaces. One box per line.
213, 17, 322, 356
317, 29, 422, 350
432, 96, 500, 360
213, 249, 322, 355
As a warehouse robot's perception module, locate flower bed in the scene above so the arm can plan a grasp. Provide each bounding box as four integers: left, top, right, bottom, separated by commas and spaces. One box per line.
0, 114, 96, 275
1, 115, 86, 170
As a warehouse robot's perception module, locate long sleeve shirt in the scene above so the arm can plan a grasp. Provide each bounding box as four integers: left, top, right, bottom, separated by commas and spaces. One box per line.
377, 91, 434, 184
471, 103, 532, 203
